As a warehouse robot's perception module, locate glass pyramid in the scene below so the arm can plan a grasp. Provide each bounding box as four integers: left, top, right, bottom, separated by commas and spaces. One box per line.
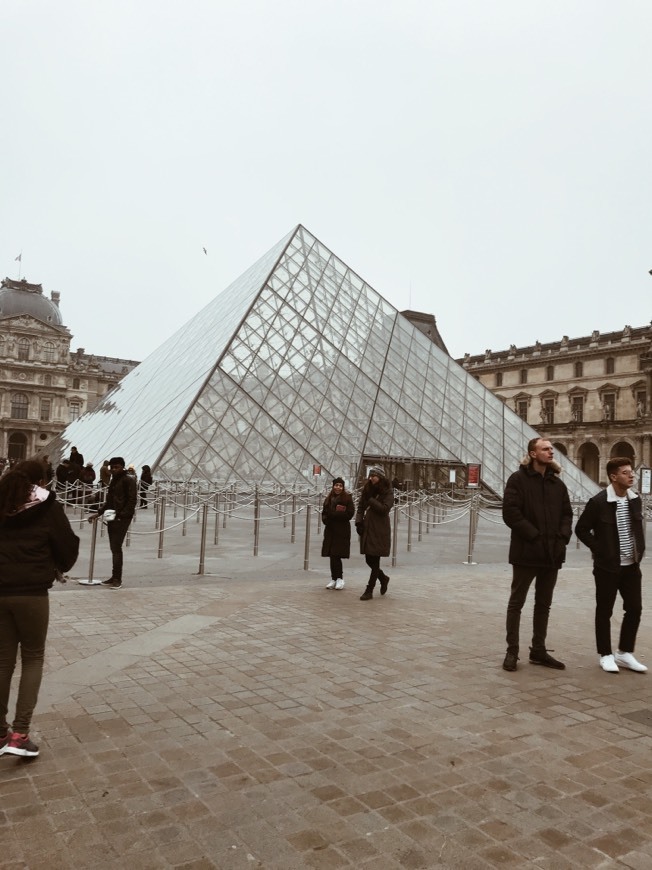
52, 225, 597, 500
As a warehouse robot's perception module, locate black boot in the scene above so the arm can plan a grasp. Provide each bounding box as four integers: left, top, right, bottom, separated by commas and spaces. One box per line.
360, 584, 374, 601
379, 572, 390, 596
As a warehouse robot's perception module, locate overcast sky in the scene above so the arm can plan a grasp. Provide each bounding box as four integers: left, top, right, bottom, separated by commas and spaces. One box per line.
3, 1, 651, 363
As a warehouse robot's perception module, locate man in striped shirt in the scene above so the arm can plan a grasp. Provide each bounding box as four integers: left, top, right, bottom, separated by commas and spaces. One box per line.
576, 458, 647, 673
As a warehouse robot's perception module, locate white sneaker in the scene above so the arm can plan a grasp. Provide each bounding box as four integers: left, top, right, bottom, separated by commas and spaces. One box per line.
326, 579, 336, 589
599, 654, 619, 673
615, 651, 648, 673
335, 579, 344, 590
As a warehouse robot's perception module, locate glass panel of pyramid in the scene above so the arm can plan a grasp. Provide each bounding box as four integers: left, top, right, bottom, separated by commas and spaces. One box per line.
51, 225, 598, 500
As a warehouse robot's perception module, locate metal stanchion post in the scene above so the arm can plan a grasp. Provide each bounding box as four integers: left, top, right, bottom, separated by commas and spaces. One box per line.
304, 504, 311, 570
158, 497, 166, 558
214, 492, 220, 545
198, 502, 208, 575
418, 501, 423, 543
407, 506, 412, 553
253, 487, 260, 556
78, 518, 102, 585
291, 494, 297, 543
391, 504, 398, 567
182, 489, 188, 536
465, 496, 478, 565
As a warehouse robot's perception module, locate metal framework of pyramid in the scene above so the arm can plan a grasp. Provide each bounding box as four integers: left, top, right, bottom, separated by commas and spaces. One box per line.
52, 225, 597, 499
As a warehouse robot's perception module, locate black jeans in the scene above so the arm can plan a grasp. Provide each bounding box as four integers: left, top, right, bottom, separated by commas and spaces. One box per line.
365, 555, 389, 589
107, 520, 129, 581
329, 556, 343, 580
0, 596, 49, 734
506, 566, 558, 655
594, 564, 642, 655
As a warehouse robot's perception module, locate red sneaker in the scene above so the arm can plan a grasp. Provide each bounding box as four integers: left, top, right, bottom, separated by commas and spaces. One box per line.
4, 733, 39, 757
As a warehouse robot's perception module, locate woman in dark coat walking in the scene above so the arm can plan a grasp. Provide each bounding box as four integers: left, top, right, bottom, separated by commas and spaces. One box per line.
321, 477, 354, 590
355, 465, 394, 600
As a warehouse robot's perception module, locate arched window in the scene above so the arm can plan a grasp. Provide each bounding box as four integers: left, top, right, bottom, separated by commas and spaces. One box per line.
10, 392, 29, 419
605, 356, 615, 375
43, 341, 55, 363
17, 338, 30, 361
574, 361, 583, 378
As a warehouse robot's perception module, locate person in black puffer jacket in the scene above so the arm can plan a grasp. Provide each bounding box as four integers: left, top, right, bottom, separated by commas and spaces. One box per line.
0, 459, 79, 758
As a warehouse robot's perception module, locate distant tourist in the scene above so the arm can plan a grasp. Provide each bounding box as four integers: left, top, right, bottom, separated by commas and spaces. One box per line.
139, 465, 153, 509
502, 439, 572, 672
68, 446, 84, 468
99, 460, 111, 489
321, 477, 354, 590
575, 458, 646, 674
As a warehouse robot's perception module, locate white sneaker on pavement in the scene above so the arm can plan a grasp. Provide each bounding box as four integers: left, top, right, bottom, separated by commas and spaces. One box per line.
599, 654, 619, 673
615, 651, 648, 672
326, 579, 336, 589
335, 579, 344, 590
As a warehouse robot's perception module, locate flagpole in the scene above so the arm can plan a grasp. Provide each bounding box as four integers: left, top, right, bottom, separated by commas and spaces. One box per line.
15, 252, 22, 280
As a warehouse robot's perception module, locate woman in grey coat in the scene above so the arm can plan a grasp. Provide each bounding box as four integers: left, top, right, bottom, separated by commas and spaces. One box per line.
355, 465, 394, 600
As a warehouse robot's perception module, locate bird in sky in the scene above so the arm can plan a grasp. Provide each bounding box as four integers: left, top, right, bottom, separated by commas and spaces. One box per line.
203, 247, 207, 255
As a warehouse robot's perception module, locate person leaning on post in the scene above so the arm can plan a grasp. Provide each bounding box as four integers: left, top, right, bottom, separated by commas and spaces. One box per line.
87, 457, 137, 590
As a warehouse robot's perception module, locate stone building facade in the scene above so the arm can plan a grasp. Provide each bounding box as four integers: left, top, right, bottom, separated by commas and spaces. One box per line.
0, 277, 139, 462
460, 323, 652, 486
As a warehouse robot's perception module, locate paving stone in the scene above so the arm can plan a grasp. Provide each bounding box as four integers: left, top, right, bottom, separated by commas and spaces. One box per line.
2, 515, 652, 867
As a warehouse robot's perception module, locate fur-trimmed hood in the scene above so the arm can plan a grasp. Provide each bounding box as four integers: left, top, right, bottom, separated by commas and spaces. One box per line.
519, 455, 562, 475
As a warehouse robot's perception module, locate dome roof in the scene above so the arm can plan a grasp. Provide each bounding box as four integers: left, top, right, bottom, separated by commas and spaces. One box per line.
0, 278, 64, 326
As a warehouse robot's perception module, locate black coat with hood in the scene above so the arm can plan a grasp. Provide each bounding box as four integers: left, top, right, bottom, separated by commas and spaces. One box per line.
502, 459, 573, 569
0, 490, 80, 596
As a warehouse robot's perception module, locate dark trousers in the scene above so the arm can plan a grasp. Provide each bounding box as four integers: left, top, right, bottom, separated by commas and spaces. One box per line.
594, 564, 642, 656
329, 556, 343, 580
365, 555, 389, 589
107, 520, 129, 581
506, 566, 558, 655
0, 596, 49, 734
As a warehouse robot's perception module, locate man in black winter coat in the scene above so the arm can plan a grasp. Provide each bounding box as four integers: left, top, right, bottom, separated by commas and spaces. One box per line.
502, 438, 573, 672
575, 457, 647, 674
87, 456, 137, 590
